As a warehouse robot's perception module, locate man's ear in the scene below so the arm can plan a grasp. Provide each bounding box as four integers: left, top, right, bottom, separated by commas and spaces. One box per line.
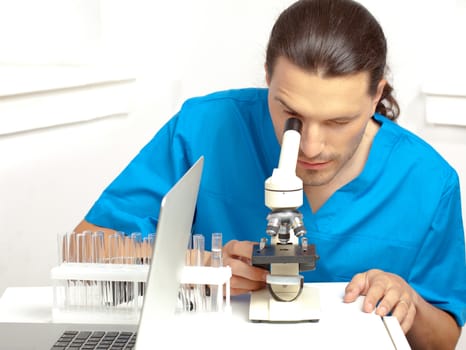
372, 79, 386, 112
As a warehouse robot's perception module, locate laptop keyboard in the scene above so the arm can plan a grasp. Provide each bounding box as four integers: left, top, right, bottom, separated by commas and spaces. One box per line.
50, 330, 137, 350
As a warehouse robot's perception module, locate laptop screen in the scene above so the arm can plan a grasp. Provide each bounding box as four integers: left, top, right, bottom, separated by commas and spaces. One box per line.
135, 156, 204, 347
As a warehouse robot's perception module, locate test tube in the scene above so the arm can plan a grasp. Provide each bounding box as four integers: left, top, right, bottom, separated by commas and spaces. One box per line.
192, 234, 205, 267
211, 232, 223, 267
68, 232, 78, 263
124, 235, 135, 264
108, 232, 124, 264
130, 232, 142, 264
75, 231, 91, 307
193, 234, 206, 312
57, 232, 68, 264
76, 231, 92, 263
57, 232, 71, 310
146, 233, 156, 264
211, 232, 223, 311
107, 232, 123, 306
91, 231, 105, 263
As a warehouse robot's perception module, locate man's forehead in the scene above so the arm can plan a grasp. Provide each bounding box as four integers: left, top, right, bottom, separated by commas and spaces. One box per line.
269, 58, 371, 116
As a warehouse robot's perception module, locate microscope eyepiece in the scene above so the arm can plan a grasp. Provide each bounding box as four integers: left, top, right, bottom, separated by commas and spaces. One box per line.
284, 117, 303, 133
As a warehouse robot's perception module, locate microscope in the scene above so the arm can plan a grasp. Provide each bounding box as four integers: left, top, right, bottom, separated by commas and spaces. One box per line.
249, 117, 320, 322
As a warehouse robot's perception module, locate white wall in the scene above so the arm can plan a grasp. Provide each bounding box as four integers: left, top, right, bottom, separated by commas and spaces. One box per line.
0, 0, 296, 295
0, 1, 465, 345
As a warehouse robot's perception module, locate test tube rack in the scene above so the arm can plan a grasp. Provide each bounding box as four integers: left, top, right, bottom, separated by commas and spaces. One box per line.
53, 231, 230, 323
50, 262, 232, 324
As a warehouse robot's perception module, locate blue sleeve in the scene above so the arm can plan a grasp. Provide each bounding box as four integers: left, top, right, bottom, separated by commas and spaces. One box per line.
408, 170, 466, 326
83, 88, 273, 241
84, 114, 193, 237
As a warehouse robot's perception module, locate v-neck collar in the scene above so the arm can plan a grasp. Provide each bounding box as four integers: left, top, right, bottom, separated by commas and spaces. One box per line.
258, 93, 399, 233
302, 114, 399, 232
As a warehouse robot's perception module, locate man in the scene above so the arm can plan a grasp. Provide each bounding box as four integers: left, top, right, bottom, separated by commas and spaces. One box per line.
75, 0, 465, 348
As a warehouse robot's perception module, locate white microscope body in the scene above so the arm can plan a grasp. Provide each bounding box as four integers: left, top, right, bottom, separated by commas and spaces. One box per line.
249, 118, 320, 322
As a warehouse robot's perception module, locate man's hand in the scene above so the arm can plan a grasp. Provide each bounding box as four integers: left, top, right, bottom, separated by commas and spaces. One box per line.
343, 269, 418, 333
222, 240, 268, 295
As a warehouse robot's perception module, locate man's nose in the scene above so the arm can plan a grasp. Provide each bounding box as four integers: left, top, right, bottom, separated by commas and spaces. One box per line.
300, 124, 324, 158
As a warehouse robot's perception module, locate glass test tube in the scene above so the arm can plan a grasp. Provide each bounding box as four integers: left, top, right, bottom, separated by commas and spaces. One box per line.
91, 231, 104, 263
192, 234, 205, 266
77, 231, 92, 263
108, 232, 124, 264
145, 233, 156, 264
211, 232, 223, 267
211, 232, 223, 311
193, 234, 205, 311
57, 232, 68, 264
130, 232, 142, 264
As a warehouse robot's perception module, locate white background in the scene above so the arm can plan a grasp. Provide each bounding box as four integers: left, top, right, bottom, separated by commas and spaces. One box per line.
0, 1, 465, 345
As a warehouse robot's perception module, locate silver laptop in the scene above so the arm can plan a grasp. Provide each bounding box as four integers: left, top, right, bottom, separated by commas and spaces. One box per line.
0, 156, 204, 350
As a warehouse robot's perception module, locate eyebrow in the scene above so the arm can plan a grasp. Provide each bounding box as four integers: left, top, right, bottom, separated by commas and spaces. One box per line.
274, 96, 359, 121
275, 97, 296, 113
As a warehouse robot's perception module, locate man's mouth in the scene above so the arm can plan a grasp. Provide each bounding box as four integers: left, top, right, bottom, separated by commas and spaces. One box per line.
297, 159, 331, 170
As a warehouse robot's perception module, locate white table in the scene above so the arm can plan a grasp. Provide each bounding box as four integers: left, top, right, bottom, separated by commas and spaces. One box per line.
0, 283, 411, 350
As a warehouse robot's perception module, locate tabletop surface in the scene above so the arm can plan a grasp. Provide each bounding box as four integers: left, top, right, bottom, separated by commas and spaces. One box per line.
0, 283, 411, 350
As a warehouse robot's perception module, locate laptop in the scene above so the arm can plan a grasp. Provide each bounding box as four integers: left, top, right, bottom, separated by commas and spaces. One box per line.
0, 156, 204, 350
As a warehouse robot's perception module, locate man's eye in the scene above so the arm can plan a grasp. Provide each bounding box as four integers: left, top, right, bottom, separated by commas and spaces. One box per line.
284, 110, 298, 116
330, 119, 350, 125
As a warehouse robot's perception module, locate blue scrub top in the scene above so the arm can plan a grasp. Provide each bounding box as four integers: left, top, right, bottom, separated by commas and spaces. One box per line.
86, 88, 466, 326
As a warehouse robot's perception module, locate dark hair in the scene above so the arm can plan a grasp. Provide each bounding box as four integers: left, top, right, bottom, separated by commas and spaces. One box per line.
265, 0, 399, 121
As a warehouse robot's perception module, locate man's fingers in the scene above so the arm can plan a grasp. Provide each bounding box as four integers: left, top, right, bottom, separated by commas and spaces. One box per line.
222, 240, 268, 295
225, 257, 267, 295
344, 272, 368, 303
391, 299, 416, 333
344, 269, 418, 334
224, 253, 268, 282
229, 275, 266, 296
364, 278, 392, 313
223, 239, 268, 282
373, 287, 405, 316
223, 240, 256, 260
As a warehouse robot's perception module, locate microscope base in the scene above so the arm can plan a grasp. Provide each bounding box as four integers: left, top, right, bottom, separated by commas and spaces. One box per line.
249, 285, 321, 322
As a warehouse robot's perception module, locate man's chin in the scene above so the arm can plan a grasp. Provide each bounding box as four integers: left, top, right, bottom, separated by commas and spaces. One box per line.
298, 171, 335, 187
